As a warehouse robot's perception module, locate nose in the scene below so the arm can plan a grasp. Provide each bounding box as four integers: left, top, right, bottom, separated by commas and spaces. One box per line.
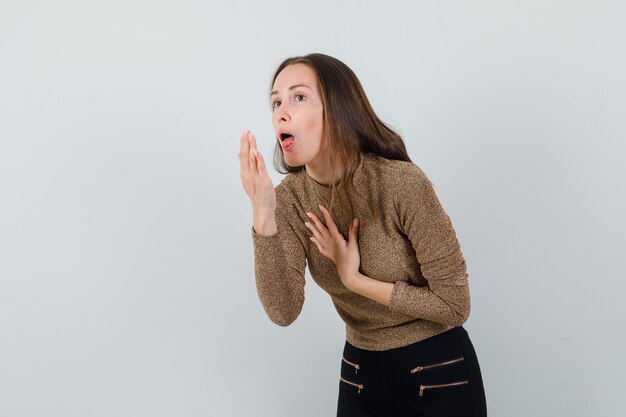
274, 103, 291, 123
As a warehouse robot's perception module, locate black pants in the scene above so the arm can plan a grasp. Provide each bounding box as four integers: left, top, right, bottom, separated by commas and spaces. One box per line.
337, 327, 487, 417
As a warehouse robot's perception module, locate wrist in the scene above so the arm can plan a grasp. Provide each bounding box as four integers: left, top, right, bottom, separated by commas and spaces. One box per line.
345, 272, 393, 306
342, 271, 364, 291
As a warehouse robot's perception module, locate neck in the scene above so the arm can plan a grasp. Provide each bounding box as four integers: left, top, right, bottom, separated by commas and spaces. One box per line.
305, 158, 333, 187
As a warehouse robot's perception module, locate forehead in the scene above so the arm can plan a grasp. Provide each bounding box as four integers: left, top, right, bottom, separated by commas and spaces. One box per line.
272, 63, 318, 91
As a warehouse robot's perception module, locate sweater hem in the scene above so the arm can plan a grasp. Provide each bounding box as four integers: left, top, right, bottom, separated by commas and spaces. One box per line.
345, 322, 454, 351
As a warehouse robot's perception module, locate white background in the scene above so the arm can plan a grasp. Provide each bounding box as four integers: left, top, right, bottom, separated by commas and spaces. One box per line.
1, 0, 625, 416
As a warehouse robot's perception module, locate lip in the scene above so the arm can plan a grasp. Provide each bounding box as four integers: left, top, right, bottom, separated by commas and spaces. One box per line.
277, 129, 293, 139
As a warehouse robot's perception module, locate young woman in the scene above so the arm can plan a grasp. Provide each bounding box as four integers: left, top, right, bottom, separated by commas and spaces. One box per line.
238, 53, 487, 417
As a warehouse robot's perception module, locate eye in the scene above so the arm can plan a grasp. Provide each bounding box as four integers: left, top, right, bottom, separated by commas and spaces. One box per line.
271, 100, 281, 110
294, 94, 305, 102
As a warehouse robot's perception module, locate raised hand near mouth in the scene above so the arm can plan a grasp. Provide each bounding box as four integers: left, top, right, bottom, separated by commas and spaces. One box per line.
238, 129, 277, 236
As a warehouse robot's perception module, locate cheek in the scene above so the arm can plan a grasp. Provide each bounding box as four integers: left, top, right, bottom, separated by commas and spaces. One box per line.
306, 110, 324, 143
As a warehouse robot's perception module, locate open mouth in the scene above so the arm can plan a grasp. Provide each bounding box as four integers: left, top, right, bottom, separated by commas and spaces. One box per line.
279, 133, 294, 149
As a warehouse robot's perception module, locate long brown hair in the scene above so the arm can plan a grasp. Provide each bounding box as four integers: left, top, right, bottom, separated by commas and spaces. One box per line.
271, 53, 412, 215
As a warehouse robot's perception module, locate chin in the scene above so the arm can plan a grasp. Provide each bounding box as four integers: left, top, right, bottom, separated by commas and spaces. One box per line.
284, 155, 304, 168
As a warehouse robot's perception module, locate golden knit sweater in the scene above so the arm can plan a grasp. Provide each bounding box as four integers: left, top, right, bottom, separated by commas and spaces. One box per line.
252, 153, 470, 351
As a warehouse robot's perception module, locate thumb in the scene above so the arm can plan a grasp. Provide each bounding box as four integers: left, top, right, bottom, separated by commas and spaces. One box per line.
348, 218, 359, 245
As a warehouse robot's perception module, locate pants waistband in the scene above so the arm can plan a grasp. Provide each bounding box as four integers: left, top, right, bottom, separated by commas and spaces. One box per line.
345, 326, 468, 357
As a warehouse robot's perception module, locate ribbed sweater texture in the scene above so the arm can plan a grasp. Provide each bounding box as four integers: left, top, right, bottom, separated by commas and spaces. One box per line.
252, 153, 471, 351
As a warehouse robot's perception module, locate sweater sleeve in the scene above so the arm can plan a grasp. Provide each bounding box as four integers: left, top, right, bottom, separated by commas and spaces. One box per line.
252, 185, 306, 327
389, 165, 471, 326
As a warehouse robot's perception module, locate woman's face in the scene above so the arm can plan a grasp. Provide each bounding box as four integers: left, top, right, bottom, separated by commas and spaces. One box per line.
271, 63, 326, 168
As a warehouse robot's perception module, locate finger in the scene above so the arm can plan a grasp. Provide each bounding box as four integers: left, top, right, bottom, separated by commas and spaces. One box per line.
304, 221, 325, 243
239, 129, 251, 174
249, 132, 258, 152
309, 236, 323, 254
246, 131, 259, 172
241, 130, 252, 165
306, 211, 330, 239
309, 236, 333, 261
249, 148, 258, 175
255, 147, 267, 174
348, 218, 359, 246
249, 133, 263, 174
319, 205, 341, 237
239, 129, 249, 154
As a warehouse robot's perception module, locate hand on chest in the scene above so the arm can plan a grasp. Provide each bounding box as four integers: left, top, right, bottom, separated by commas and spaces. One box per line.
302, 209, 419, 291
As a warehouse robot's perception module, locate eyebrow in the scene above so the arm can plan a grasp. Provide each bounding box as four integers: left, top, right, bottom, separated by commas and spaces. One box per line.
270, 84, 312, 97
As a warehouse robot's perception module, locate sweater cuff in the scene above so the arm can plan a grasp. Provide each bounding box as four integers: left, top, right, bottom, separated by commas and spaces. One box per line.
251, 225, 278, 238
389, 281, 425, 316
389, 281, 406, 312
